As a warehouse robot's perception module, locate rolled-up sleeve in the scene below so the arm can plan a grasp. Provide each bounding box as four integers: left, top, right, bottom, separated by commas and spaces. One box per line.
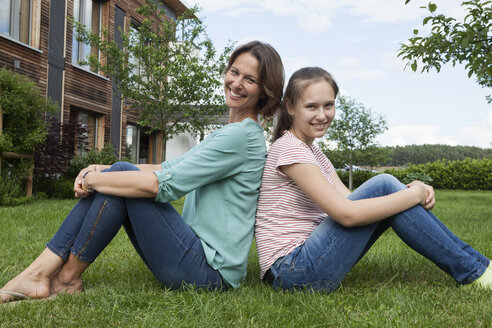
153, 124, 248, 203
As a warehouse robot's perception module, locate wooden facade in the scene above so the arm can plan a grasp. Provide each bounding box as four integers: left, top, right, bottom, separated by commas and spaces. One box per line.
0, 0, 188, 163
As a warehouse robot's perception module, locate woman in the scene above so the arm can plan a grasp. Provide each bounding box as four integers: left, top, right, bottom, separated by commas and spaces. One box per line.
255, 66, 491, 293
0, 41, 284, 303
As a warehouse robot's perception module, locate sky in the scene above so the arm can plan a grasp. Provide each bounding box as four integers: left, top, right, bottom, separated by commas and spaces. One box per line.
186, 0, 492, 148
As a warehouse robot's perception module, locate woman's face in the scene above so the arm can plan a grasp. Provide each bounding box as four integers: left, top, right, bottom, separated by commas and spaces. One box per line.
224, 52, 263, 114
288, 80, 336, 146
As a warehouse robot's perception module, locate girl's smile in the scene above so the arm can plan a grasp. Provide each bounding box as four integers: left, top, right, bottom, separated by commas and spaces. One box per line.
287, 80, 336, 146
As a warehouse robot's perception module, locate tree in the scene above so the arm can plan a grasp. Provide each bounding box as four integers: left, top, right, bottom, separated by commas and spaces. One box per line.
75, 0, 233, 161
399, 0, 492, 102
321, 95, 388, 190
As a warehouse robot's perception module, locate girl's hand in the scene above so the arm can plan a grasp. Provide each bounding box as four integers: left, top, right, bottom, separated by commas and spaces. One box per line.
407, 180, 435, 210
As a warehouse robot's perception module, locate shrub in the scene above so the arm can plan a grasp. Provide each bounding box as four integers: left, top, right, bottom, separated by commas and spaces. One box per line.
0, 158, 34, 206
33, 176, 75, 199
0, 68, 57, 154
34, 116, 87, 178
0, 68, 57, 204
383, 158, 492, 190
65, 143, 120, 179
401, 172, 433, 185
336, 170, 378, 189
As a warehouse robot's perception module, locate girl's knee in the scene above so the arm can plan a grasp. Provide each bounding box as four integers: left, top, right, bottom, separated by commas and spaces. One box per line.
373, 173, 405, 192
106, 161, 139, 172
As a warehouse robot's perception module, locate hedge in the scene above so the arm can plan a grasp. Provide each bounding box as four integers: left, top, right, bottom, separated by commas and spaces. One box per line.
337, 158, 492, 190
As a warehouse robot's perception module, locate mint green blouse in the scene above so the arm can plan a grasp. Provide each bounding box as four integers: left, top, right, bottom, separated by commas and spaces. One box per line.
153, 118, 266, 288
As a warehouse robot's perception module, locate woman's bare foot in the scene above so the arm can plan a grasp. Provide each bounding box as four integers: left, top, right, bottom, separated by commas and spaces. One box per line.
0, 248, 64, 303
49, 253, 89, 295
0, 272, 51, 303
50, 270, 83, 295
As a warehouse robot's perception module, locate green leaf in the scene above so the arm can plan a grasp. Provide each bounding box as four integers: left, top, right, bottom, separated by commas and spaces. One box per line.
413, 29, 419, 35
429, 3, 437, 12
405, 0, 411, 4
411, 61, 418, 72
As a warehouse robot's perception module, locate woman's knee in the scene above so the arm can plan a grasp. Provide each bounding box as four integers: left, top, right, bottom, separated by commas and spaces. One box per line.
105, 161, 140, 172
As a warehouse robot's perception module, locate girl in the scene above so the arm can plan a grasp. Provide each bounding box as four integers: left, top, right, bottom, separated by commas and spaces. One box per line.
0, 41, 285, 303
255, 66, 491, 292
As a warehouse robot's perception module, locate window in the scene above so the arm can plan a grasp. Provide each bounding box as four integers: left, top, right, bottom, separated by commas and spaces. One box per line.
126, 124, 139, 163
0, 0, 38, 45
126, 124, 160, 164
73, 109, 104, 155
129, 23, 149, 84
72, 0, 102, 70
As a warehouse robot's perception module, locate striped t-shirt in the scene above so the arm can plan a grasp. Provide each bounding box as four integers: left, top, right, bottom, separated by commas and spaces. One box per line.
255, 131, 335, 278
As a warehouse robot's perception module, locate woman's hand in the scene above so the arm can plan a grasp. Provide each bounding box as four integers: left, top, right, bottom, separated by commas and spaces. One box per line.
407, 180, 435, 210
74, 164, 107, 198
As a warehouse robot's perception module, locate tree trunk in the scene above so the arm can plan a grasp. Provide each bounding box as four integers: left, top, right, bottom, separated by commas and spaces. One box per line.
0, 106, 3, 177
348, 152, 353, 190
160, 131, 167, 162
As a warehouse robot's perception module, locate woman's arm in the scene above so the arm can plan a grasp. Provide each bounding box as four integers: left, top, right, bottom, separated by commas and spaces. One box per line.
135, 164, 162, 171
281, 163, 428, 228
73, 163, 162, 199
82, 171, 159, 198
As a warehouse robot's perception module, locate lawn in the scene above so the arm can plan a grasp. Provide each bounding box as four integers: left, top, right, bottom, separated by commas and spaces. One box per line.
1, 190, 491, 327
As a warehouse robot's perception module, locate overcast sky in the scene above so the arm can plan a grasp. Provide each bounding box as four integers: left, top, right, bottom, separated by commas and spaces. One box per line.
187, 0, 492, 148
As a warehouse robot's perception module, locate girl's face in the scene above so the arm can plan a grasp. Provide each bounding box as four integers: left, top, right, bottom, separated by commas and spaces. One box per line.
287, 80, 336, 146
224, 52, 263, 114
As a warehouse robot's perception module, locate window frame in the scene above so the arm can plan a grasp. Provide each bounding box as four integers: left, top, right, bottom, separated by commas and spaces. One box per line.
0, 0, 41, 48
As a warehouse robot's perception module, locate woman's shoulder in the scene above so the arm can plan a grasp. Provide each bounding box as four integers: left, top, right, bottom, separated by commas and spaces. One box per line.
217, 118, 262, 137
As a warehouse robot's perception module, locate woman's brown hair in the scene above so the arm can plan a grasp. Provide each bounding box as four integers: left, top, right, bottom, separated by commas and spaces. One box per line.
225, 41, 284, 118
273, 67, 339, 141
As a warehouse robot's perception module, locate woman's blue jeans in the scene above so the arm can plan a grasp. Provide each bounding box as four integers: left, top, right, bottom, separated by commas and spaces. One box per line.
267, 174, 490, 293
46, 162, 226, 290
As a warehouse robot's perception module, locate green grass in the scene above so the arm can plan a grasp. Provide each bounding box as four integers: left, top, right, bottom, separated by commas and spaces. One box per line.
1, 191, 491, 327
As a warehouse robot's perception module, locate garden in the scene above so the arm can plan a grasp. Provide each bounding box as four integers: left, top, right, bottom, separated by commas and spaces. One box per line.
1, 191, 491, 327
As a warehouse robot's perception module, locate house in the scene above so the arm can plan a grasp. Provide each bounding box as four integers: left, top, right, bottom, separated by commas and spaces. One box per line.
0, 0, 196, 164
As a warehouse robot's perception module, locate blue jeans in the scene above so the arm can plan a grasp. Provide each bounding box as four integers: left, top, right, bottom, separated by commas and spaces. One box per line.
267, 174, 490, 293
46, 162, 226, 290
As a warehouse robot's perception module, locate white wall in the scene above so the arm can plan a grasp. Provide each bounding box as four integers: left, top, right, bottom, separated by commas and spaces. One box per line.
165, 132, 198, 160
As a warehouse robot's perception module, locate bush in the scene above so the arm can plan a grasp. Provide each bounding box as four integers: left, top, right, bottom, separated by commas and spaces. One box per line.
0, 68, 58, 205
0, 158, 33, 206
33, 176, 75, 199
336, 170, 378, 189
34, 116, 87, 178
401, 172, 433, 185
384, 158, 492, 190
0, 68, 57, 154
65, 144, 120, 179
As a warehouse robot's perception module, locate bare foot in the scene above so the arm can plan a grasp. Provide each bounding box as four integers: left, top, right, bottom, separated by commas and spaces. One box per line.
50, 270, 83, 295
0, 272, 51, 303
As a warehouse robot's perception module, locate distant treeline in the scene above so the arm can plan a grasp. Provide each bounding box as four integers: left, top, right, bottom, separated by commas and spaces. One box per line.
361, 144, 492, 166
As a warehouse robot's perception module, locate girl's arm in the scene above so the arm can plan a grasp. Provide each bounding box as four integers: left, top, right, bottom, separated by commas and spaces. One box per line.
329, 169, 351, 198
281, 163, 428, 228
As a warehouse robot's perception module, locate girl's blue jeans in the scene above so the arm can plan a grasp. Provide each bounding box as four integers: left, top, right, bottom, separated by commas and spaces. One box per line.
266, 174, 490, 293
46, 162, 226, 290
